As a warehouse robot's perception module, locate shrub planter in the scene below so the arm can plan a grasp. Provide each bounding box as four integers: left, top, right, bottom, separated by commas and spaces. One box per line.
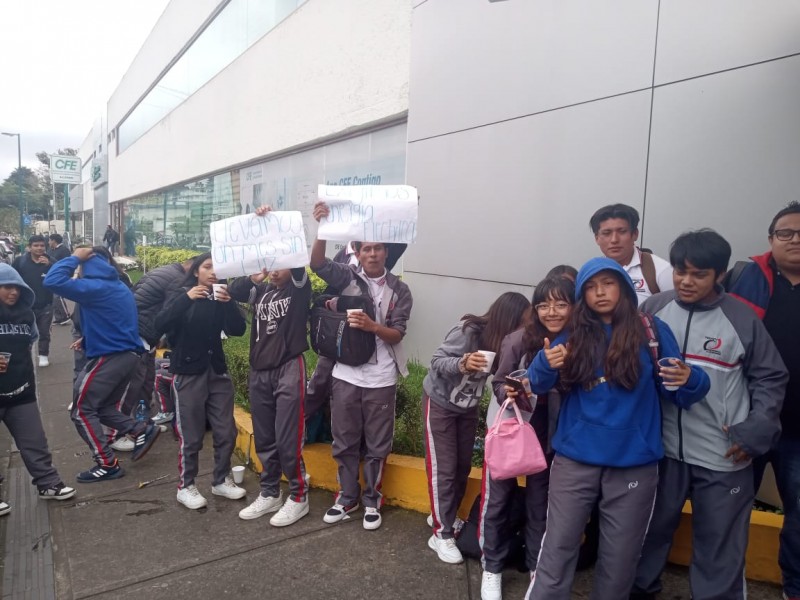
233, 407, 781, 584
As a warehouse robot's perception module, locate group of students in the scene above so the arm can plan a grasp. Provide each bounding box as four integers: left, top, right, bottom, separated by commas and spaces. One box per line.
423, 202, 797, 600
1, 199, 797, 600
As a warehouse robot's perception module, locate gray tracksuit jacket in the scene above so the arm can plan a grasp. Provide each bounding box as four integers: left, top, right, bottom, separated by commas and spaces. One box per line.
641, 288, 788, 471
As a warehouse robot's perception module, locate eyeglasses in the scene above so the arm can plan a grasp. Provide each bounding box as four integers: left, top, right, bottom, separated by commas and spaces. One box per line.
534, 302, 571, 313
773, 229, 800, 242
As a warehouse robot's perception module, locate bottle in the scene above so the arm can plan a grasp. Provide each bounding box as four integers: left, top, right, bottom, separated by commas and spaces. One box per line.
135, 399, 148, 423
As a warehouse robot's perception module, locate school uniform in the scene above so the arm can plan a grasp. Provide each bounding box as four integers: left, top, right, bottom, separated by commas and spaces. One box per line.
311, 259, 412, 510
422, 321, 488, 540
228, 268, 311, 502
632, 288, 788, 600
479, 328, 552, 574
155, 288, 246, 489
525, 258, 710, 600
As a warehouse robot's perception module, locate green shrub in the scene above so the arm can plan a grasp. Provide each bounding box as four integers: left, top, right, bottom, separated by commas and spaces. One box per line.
135, 246, 199, 271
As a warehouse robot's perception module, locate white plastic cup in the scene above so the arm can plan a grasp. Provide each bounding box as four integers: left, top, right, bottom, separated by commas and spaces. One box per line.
0, 352, 10, 373
658, 357, 681, 391
476, 350, 496, 373
508, 368, 533, 396
231, 465, 245, 485
212, 283, 227, 300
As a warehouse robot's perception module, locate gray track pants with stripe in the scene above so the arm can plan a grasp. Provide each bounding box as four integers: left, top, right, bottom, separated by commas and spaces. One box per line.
71, 352, 141, 467
330, 378, 396, 509
632, 457, 753, 600
526, 454, 658, 600
173, 367, 236, 488
249, 356, 307, 502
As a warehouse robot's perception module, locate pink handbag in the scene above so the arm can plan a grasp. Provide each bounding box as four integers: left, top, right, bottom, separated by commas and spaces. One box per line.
484, 399, 547, 480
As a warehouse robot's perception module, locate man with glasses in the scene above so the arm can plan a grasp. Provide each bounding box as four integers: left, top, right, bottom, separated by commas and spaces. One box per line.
728, 201, 800, 600
589, 203, 673, 305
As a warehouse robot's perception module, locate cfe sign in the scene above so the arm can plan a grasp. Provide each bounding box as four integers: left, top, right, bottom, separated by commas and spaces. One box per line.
50, 155, 82, 184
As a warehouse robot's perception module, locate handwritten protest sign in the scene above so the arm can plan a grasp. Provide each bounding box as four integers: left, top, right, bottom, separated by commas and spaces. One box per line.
210, 211, 309, 279
316, 184, 418, 244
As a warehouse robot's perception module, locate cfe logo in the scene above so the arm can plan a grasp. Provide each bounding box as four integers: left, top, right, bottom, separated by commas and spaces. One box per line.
703, 337, 722, 356
92, 165, 102, 183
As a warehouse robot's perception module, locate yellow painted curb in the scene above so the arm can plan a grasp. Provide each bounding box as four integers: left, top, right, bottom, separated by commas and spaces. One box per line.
234, 406, 782, 583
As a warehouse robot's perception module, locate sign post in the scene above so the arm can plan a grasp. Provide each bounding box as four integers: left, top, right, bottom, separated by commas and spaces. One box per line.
50, 155, 81, 239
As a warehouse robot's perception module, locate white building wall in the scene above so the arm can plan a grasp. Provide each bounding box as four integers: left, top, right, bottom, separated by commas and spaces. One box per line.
109, 0, 411, 202
405, 0, 800, 362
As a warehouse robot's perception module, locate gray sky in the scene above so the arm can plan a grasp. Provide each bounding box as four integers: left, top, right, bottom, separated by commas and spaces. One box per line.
0, 0, 170, 180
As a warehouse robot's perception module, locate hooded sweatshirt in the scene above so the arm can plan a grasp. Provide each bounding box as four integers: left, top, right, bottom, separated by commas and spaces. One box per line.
527, 257, 710, 468
43, 256, 143, 358
0, 263, 38, 404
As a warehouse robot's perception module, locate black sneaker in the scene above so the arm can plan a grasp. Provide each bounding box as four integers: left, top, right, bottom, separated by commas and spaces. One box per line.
323, 502, 359, 524
38, 483, 77, 501
131, 424, 160, 462
76, 461, 124, 483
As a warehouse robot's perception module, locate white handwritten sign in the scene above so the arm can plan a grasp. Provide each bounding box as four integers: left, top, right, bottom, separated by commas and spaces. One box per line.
316, 184, 418, 244
210, 212, 309, 279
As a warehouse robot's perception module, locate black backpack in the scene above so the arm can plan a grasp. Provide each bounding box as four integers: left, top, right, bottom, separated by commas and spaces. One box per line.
310, 279, 377, 366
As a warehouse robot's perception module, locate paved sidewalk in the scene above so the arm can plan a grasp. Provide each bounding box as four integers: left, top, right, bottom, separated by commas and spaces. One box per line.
0, 325, 783, 599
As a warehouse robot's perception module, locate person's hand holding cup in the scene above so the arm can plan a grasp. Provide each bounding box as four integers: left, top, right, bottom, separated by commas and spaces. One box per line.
470, 350, 495, 374
212, 283, 229, 302
658, 357, 690, 391
0, 352, 11, 374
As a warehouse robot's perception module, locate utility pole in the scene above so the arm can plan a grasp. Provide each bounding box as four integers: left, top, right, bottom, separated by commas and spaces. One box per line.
1, 131, 24, 249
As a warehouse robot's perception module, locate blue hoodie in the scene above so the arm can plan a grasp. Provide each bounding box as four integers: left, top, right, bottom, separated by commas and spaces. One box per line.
44, 256, 143, 358
527, 257, 710, 468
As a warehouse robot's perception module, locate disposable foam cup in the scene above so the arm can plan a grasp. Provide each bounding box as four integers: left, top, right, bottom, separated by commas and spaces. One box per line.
477, 350, 496, 373
212, 283, 227, 300
346, 308, 364, 316
232, 465, 245, 485
658, 357, 681, 391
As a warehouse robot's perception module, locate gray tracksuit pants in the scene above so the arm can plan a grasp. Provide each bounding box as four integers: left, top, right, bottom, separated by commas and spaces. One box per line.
120, 349, 156, 417
33, 305, 53, 357
173, 367, 236, 488
632, 457, 753, 600
423, 394, 478, 540
304, 355, 334, 421
250, 356, 308, 502
526, 454, 658, 600
0, 394, 63, 489
330, 378, 396, 509
71, 352, 141, 467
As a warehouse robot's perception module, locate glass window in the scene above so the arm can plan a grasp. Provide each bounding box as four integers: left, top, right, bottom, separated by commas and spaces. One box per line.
118, 0, 307, 152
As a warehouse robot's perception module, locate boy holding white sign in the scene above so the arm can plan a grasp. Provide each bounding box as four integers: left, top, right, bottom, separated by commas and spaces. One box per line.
228, 207, 312, 527
310, 201, 413, 531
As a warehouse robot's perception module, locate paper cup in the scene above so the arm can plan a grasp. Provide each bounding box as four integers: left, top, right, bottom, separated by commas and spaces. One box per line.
231, 465, 245, 485
346, 308, 364, 316
212, 283, 227, 300
658, 357, 680, 391
476, 350, 496, 373
0, 352, 10, 373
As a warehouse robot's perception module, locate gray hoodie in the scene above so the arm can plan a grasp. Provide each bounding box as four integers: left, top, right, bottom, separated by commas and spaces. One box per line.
641, 288, 788, 471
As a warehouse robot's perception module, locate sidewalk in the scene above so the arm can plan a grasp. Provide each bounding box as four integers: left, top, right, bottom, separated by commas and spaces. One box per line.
1, 324, 783, 599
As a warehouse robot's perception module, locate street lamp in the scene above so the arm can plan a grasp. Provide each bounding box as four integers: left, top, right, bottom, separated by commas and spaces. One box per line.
1, 132, 24, 248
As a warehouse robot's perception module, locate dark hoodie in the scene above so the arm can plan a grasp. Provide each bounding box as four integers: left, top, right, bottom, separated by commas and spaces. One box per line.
0, 264, 37, 404
43, 256, 143, 358
528, 257, 710, 468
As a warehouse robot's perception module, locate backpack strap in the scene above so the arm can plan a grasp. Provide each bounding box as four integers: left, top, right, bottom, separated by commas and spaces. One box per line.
639, 249, 660, 295
639, 311, 660, 377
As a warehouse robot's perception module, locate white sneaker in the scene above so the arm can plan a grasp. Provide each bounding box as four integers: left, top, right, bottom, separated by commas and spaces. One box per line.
481, 571, 503, 600
239, 493, 282, 520
363, 506, 382, 530
270, 497, 309, 527
427, 513, 434, 528
110, 436, 135, 451
323, 502, 359, 524
177, 485, 207, 510
38, 356, 49, 367
152, 411, 174, 424
211, 476, 246, 500
428, 534, 464, 564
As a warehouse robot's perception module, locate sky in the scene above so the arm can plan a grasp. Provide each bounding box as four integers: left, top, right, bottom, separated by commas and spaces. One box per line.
0, 1, 171, 180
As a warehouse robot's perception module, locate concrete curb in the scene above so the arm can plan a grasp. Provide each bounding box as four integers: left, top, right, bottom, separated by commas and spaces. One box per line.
233, 406, 782, 584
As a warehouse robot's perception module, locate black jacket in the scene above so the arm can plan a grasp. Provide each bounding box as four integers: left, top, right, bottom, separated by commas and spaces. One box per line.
48, 244, 71, 262
133, 263, 187, 345
155, 288, 246, 375
11, 253, 53, 309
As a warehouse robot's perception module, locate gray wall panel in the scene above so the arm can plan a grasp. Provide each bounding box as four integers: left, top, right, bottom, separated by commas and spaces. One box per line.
655, 0, 800, 86
405, 90, 653, 287
409, 0, 658, 141
645, 56, 800, 262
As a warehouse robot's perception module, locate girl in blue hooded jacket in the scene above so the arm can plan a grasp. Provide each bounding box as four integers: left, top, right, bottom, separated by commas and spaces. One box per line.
525, 257, 710, 600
